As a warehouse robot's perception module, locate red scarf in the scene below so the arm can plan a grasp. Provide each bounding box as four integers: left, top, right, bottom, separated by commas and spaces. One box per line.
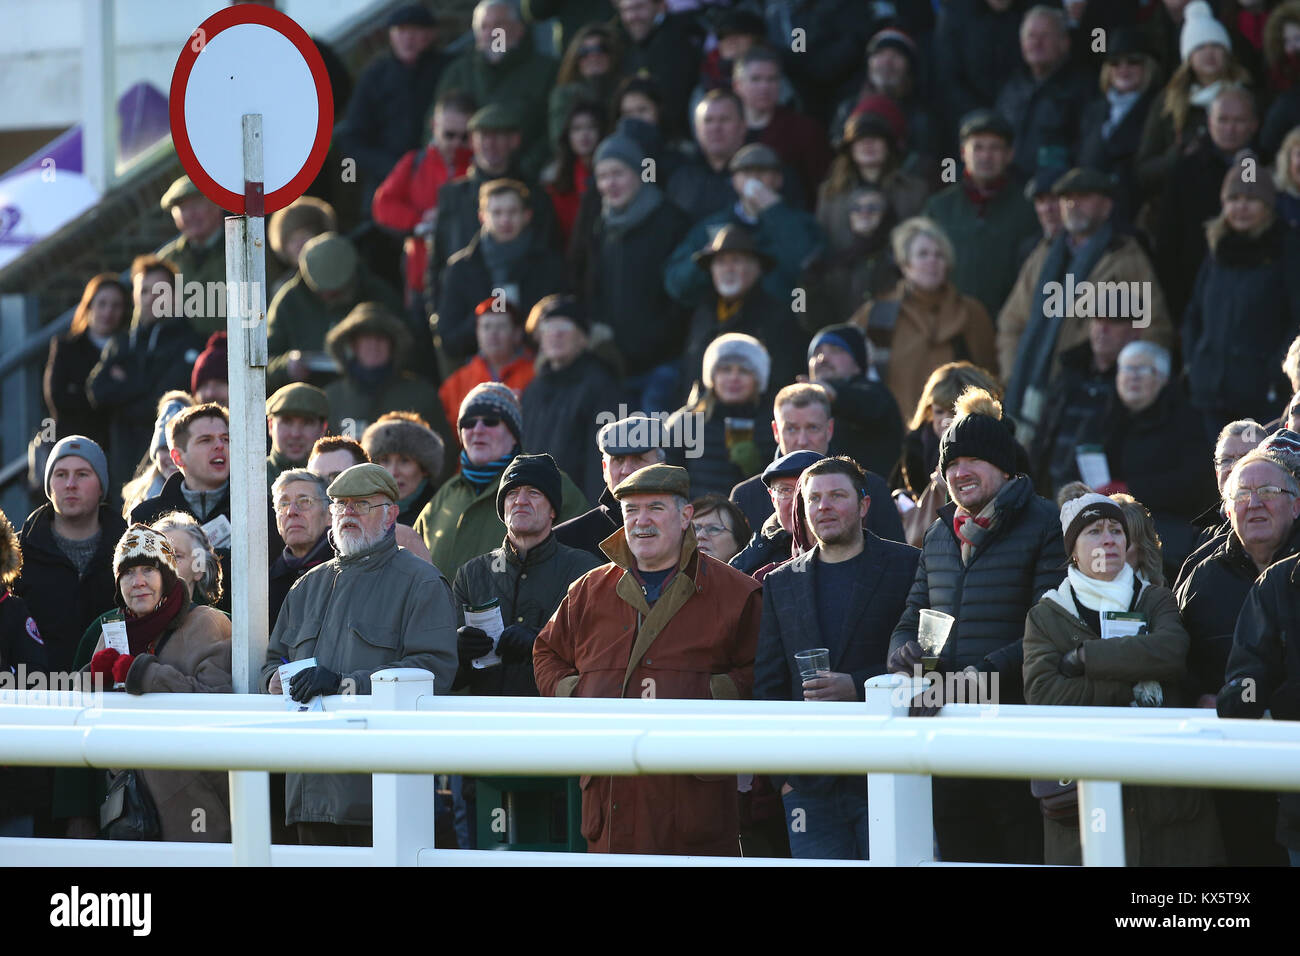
953, 513, 991, 545
961, 174, 1007, 217
124, 581, 186, 656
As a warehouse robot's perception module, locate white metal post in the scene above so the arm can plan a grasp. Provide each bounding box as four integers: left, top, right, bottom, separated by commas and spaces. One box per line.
228, 770, 272, 866
226, 113, 270, 696
864, 674, 934, 865
370, 670, 437, 865
80, 0, 117, 193
1077, 780, 1126, 866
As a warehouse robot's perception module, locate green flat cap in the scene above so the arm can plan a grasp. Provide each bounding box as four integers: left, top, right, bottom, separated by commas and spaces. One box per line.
160, 175, 201, 210
266, 382, 329, 420
468, 103, 520, 132
1051, 167, 1117, 198
327, 463, 400, 502
613, 463, 690, 501
299, 232, 359, 293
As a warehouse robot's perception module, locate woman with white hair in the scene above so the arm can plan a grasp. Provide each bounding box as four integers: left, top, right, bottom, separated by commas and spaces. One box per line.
150, 511, 226, 611
850, 216, 996, 417
1077, 341, 1218, 580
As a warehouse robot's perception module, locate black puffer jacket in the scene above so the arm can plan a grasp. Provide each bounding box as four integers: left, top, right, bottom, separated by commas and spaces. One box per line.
15, 503, 125, 674
889, 475, 1065, 704
1182, 220, 1300, 423
451, 533, 599, 697
1218, 551, 1300, 849
1, 587, 49, 820
1177, 523, 1300, 702
522, 352, 621, 506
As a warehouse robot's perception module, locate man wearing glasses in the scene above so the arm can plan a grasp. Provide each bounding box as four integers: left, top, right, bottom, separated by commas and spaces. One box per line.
267, 469, 333, 628
262, 462, 457, 847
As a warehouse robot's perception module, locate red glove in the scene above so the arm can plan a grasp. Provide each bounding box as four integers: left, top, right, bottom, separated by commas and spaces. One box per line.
90, 648, 120, 677
111, 654, 135, 685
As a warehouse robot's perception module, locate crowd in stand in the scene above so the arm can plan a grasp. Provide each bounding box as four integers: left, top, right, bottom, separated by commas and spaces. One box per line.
4, 0, 1300, 864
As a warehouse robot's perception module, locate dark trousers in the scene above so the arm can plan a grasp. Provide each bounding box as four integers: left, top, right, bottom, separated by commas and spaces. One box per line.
296, 822, 372, 847
933, 776, 1043, 864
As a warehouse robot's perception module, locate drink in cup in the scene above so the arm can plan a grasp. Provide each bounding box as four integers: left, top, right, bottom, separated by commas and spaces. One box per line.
917, 609, 955, 671
724, 417, 755, 450
794, 647, 830, 685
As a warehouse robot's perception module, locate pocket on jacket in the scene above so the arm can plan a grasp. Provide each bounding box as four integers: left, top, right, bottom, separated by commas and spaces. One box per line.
350, 625, 400, 652
579, 774, 605, 843
284, 621, 320, 654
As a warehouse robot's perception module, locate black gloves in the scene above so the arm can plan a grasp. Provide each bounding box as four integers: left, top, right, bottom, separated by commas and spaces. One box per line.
1058, 647, 1085, 678
887, 640, 923, 675
496, 624, 538, 664
457, 625, 494, 665
289, 665, 342, 702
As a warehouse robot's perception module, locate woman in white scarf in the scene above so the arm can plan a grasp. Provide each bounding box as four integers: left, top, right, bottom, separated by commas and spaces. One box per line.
1021, 491, 1223, 865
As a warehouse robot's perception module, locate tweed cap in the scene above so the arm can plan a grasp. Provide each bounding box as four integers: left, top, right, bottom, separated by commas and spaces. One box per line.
327, 463, 400, 502
598, 416, 665, 456
266, 382, 329, 420
729, 143, 781, 172
299, 232, 359, 293
159, 175, 200, 210
613, 463, 690, 500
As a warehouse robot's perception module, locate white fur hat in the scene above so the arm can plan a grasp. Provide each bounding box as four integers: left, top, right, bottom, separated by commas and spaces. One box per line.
702, 333, 771, 394
1180, 1, 1230, 62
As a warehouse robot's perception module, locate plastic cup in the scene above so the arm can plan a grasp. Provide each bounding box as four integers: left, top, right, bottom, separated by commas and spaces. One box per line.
918, 609, 955, 669
794, 647, 830, 683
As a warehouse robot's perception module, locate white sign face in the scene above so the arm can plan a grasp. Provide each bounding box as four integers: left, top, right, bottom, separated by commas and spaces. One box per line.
181, 23, 320, 195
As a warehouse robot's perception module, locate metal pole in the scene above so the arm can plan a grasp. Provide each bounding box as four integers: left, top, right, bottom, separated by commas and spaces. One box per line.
228, 770, 272, 866
225, 113, 269, 695
80, 0, 116, 193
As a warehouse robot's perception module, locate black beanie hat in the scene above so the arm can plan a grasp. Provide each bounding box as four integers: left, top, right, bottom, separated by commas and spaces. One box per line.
938, 407, 1019, 478
497, 453, 563, 521
808, 324, 868, 375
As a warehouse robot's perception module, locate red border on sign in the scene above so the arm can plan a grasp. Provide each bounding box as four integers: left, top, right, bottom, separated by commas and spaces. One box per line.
169, 4, 334, 215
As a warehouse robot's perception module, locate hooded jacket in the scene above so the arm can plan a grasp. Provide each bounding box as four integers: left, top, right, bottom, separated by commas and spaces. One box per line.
534, 526, 760, 854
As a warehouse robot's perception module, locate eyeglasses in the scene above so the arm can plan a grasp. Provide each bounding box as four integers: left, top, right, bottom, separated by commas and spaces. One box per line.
1118, 364, 1158, 377
274, 495, 322, 514
692, 523, 731, 538
769, 486, 797, 500
328, 499, 390, 516
459, 416, 502, 431
1214, 454, 1245, 470
1228, 485, 1295, 505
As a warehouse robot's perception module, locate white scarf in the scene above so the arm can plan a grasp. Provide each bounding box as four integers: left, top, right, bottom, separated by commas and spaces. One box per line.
1067, 561, 1136, 615
1189, 80, 1223, 110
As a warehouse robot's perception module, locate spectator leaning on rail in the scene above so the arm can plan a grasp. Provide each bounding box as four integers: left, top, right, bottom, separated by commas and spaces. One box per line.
887, 387, 1063, 865
534, 463, 761, 856
1177, 446, 1300, 865
263, 463, 458, 847
755, 456, 919, 860
88, 524, 234, 843
1022, 491, 1224, 866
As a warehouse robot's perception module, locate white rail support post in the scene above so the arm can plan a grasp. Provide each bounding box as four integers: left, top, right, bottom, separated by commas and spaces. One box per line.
229, 770, 272, 866
1077, 780, 1126, 866
81, 0, 117, 194
371, 669, 437, 865
226, 113, 270, 696
864, 673, 934, 865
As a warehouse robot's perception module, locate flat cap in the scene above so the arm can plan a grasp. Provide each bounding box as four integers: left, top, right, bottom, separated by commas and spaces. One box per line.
1024, 165, 1068, 201
469, 103, 520, 132
762, 450, 825, 486
386, 3, 434, 28
266, 382, 329, 420
327, 463, 400, 502
598, 416, 664, 456
1051, 167, 1117, 197
613, 463, 690, 501
958, 108, 1013, 143
160, 175, 200, 210
729, 143, 781, 173
299, 232, 359, 293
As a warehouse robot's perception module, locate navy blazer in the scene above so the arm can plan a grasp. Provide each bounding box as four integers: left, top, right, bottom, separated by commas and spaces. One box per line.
754, 531, 920, 794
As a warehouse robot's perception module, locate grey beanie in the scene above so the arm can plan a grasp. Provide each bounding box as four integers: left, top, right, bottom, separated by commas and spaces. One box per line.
593, 133, 644, 173
45, 435, 109, 502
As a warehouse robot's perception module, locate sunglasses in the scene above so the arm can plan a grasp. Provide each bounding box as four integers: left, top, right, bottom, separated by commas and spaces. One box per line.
459, 415, 502, 430
441, 129, 470, 142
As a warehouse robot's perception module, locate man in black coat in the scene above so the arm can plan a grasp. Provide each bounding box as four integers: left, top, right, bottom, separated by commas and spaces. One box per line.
888, 388, 1064, 865
756, 456, 919, 859
806, 325, 904, 482
16, 436, 125, 676
729, 379, 903, 544
553, 415, 667, 558
335, 4, 446, 208
612, 0, 703, 140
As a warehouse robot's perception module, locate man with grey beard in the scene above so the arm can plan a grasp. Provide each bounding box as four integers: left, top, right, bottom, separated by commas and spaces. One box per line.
262, 462, 457, 847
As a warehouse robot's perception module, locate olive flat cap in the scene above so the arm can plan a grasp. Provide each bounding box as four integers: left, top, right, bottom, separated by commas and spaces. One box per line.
266, 382, 329, 420
1051, 167, 1117, 198
469, 104, 520, 132
729, 143, 781, 172
160, 175, 201, 210
327, 463, 400, 502
959, 108, 1013, 143
598, 416, 664, 456
613, 463, 690, 500
299, 232, 359, 293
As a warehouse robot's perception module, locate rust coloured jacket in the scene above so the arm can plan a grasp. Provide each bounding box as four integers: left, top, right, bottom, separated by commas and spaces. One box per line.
533, 526, 761, 856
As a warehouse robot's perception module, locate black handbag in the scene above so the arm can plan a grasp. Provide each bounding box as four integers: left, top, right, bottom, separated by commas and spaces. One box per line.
99, 768, 161, 840
1030, 778, 1079, 823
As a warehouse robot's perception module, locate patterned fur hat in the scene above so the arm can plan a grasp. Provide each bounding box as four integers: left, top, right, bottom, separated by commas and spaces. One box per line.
112, 523, 181, 606
0, 508, 20, 589
361, 412, 446, 480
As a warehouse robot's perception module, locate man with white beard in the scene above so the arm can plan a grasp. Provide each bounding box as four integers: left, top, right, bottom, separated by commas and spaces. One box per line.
262, 462, 457, 847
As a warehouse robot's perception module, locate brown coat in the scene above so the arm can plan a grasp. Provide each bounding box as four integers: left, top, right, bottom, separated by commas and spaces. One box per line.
94, 603, 233, 843
995, 233, 1174, 382
534, 526, 761, 856
851, 280, 997, 418
1022, 577, 1223, 866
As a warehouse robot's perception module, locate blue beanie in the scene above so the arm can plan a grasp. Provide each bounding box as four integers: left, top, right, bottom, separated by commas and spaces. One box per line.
808, 324, 867, 375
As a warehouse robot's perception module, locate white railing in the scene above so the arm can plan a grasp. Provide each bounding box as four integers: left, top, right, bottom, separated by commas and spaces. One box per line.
0, 670, 1296, 867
